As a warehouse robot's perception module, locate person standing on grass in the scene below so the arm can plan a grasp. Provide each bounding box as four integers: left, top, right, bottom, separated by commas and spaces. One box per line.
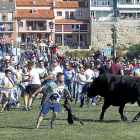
5, 59, 19, 99
20, 61, 41, 111
31, 72, 72, 130
75, 64, 86, 105
78, 63, 95, 107
37, 60, 49, 108
63, 62, 75, 99
0, 70, 20, 114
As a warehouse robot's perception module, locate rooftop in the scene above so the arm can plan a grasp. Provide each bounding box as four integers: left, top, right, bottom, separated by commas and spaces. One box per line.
16, 0, 53, 7
54, 1, 87, 8
17, 9, 54, 18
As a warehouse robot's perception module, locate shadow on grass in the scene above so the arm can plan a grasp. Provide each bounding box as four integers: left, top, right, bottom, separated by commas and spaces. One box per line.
44, 117, 93, 122
67, 109, 100, 112
93, 120, 121, 123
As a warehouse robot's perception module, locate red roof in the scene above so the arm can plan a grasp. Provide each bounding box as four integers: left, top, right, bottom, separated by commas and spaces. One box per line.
16, 0, 53, 7
17, 9, 54, 18
54, 1, 87, 8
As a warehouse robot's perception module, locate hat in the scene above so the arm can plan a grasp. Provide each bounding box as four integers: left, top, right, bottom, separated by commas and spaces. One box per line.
137, 60, 140, 64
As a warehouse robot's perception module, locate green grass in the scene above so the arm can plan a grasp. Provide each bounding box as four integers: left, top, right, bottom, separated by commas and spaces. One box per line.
0, 98, 140, 140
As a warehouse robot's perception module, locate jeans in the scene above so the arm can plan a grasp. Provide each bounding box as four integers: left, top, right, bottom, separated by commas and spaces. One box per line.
73, 81, 76, 98
40, 102, 61, 116
64, 80, 73, 98
80, 84, 88, 107
75, 84, 84, 103
18, 83, 26, 97
1, 48, 5, 54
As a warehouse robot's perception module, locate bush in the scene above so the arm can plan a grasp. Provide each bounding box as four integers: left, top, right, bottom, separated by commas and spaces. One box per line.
64, 50, 94, 59
126, 44, 140, 60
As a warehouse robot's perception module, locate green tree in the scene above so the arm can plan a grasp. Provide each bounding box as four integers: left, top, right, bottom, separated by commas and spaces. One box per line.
126, 44, 140, 60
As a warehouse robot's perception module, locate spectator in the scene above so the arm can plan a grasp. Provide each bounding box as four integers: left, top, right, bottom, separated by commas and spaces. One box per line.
63, 62, 75, 99
109, 57, 124, 75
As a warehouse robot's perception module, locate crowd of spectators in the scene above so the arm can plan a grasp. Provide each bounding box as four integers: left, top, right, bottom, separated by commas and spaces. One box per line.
0, 44, 139, 129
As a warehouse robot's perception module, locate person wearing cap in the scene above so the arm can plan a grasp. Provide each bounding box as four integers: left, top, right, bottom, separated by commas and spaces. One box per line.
131, 59, 140, 77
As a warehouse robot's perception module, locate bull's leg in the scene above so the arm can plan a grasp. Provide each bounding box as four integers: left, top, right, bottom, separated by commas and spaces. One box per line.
132, 97, 140, 122
99, 101, 110, 121
119, 104, 127, 121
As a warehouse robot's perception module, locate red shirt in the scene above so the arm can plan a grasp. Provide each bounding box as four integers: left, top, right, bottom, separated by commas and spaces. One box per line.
61, 56, 65, 62
132, 63, 138, 69
109, 64, 123, 75
53, 45, 57, 52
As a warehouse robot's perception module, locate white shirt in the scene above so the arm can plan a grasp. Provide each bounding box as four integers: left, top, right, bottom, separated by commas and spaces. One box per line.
29, 68, 41, 85
0, 76, 12, 92
5, 66, 17, 82
22, 72, 29, 86
131, 66, 140, 77
76, 72, 86, 85
85, 69, 95, 80
3, 77, 13, 87
0, 72, 5, 85
37, 68, 48, 79
52, 65, 62, 82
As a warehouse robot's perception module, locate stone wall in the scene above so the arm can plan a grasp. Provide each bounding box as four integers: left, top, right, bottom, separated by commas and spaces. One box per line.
91, 19, 140, 50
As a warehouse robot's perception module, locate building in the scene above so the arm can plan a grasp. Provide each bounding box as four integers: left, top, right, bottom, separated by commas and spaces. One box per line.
90, 0, 115, 21
117, 0, 140, 19
90, 0, 140, 50
16, 0, 55, 46
54, 1, 90, 48
0, 0, 16, 42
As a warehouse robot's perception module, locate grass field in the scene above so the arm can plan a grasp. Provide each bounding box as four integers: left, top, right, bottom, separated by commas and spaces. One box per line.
0, 98, 140, 140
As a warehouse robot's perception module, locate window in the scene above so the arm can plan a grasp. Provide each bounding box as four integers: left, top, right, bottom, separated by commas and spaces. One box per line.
76, 11, 82, 16
45, 11, 49, 14
96, 11, 102, 17
20, 10, 25, 14
70, 12, 74, 19
32, 9, 37, 14
20, 22, 23, 27
8, 24, 13, 31
29, 34, 34, 41
65, 11, 69, 19
8, 13, 12, 21
9, 34, 12, 37
67, 35, 72, 44
56, 35, 62, 43
103, 11, 112, 17
45, 34, 49, 38
57, 11, 62, 16
37, 34, 42, 39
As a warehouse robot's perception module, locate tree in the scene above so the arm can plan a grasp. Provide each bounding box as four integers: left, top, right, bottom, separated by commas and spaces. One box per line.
126, 44, 140, 60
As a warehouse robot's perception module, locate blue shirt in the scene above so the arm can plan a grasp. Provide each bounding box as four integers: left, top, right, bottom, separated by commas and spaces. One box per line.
63, 68, 75, 81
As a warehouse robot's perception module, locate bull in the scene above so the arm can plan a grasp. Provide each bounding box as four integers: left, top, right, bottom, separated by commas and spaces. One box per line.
87, 73, 140, 122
